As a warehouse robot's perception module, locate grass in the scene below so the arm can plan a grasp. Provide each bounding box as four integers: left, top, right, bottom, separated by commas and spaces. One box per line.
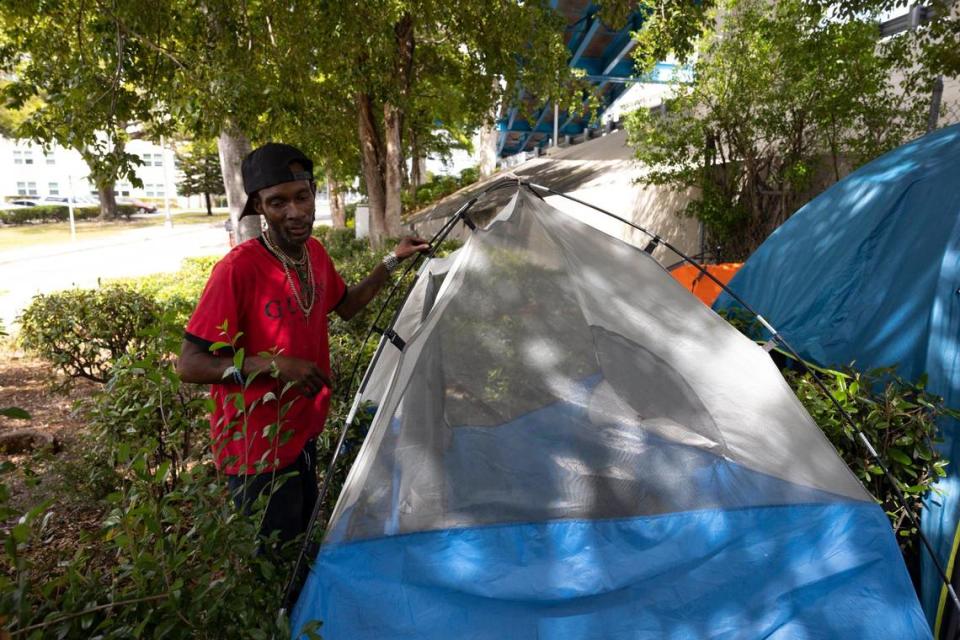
0, 210, 229, 252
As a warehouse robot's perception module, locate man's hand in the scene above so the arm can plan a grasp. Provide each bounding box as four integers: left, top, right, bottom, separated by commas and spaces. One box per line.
333, 236, 431, 321
256, 354, 332, 397
177, 341, 331, 397
393, 236, 431, 261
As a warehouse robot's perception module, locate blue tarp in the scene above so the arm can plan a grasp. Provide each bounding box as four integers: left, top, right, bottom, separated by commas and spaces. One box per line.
714, 123, 960, 628
293, 503, 926, 639
293, 390, 930, 639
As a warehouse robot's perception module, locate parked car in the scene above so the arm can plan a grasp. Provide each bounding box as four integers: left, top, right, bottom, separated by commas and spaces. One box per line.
116, 197, 158, 213
8, 199, 40, 207
42, 196, 98, 205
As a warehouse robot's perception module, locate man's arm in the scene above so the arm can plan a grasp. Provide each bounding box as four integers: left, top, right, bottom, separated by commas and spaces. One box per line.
177, 340, 332, 396
334, 236, 430, 321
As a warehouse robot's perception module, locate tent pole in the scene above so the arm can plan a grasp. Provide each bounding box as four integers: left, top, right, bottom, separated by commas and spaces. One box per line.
280, 178, 522, 617
523, 180, 960, 617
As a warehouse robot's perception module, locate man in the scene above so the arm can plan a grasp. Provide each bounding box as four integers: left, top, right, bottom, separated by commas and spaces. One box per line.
177, 142, 428, 546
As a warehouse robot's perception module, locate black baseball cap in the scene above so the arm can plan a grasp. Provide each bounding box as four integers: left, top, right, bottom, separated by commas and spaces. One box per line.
240, 143, 315, 218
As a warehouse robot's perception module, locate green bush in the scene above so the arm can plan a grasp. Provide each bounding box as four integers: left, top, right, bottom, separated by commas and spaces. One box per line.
720, 310, 953, 548
18, 286, 161, 383
401, 167, 480, 215
0, 204, 137, 225
3, 456, 294, 639
459, 166, 479, 186
2, 313, 302, 638
0, 233, 459, 639
108, 256, 219, 325
786, 365, 953, 549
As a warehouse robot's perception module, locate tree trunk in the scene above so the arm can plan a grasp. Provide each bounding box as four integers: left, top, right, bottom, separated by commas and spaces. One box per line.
218, 125, 259, 243
383, 100, 404, 238
327, 172, 346, 229
204, 192, 212, 216
97, 182, 117, 220
382, 13, 414, 240
409, 129, 425, 208
357, 91, 388, 247
478, 120, 498, 178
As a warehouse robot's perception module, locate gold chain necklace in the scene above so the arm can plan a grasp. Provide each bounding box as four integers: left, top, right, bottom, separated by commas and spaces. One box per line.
263, 231, 315, 317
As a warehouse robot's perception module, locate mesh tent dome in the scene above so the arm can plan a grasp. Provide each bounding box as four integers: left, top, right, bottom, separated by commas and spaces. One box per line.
291, 189, 929, 639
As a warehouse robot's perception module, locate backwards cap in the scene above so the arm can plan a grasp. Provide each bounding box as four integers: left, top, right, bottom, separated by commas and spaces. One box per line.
239, 143, 314, 218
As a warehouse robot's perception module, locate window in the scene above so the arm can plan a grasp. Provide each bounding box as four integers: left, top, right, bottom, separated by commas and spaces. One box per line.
18, 181, 39, 196
141, 152, 164, 167
116, 182, 131, 197
144, 183, 165, 197
48, 182, 59, 196
45, 151, 55, 165
13, 149, 34, 165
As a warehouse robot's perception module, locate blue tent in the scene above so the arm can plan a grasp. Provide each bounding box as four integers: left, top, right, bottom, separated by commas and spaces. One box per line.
715, 123, 960, 632
292, 190, 930, 639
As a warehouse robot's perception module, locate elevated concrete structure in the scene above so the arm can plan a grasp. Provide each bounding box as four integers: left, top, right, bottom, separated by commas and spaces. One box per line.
406, 128, 700, 265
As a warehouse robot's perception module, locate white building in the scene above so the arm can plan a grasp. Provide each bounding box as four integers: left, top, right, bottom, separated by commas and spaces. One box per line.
0, 135, 192, 206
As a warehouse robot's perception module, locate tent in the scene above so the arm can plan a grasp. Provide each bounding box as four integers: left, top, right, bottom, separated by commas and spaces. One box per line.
713, 123, 960, 632
291, 189, 929, 639
669, 263, 742, 306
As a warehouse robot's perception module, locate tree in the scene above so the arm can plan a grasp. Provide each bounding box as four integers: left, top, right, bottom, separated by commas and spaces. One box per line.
315, 1, 577, 246
110, 0, 364, 242
625, 0, 926, 260
176, 141, 225, 216
823, 0, 960, 79
0, 1, 162, 220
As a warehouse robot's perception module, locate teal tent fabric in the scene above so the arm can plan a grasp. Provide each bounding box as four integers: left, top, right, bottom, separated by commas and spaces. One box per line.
715, 123, 960, 627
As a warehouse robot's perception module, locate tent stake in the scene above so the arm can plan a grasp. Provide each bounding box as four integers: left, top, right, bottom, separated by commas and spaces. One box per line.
524, 180, 960, 618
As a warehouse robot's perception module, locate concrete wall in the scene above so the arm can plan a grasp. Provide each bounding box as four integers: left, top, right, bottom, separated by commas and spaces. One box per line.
405, 129, 700, 266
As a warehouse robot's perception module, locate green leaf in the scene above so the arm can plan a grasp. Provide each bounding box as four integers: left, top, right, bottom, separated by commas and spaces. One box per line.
888, 448, 913, 466
0, 407, 31, 420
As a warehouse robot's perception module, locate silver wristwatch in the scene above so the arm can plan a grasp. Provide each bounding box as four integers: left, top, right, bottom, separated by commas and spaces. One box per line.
381, 251, 401, 273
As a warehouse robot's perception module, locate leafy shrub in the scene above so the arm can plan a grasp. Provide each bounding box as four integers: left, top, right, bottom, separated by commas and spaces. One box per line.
459, 166, 479, 186
3, 312, 300, 638
1, 232, 456, 639
786, 366, 953, 549
401, 166, 481, 215
721, 309, 953, 548
18, 286, 161, 383
0, 204, 138, 225
108, 256, 219, 325
3, 456, 293, 639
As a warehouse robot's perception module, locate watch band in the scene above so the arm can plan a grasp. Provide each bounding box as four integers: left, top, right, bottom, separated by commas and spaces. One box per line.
382, 251, 401, 273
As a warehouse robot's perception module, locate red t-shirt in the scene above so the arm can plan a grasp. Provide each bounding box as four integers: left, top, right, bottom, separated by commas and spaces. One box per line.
185, 237, 347, 475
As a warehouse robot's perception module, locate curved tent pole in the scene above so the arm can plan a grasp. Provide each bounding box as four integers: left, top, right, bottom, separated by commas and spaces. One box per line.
524, 180, 960, 618
280, 178, 522, 615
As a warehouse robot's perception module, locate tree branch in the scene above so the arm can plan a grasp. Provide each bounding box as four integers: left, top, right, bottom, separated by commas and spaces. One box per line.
102, 4, 187, 70
10, 593, 170, 637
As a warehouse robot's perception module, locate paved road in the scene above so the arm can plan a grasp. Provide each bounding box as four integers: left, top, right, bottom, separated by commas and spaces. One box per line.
0, 222, 230, 330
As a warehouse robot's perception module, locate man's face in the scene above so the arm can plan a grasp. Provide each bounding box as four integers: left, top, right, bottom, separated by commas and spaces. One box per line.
254, 162, 316, 249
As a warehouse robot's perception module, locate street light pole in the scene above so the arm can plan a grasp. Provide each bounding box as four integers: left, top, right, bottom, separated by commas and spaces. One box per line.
67, 175, 77, 242
161, 135, 173, 229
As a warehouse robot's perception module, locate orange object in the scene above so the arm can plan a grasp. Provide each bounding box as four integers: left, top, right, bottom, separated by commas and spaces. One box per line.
669, 263, 743, 306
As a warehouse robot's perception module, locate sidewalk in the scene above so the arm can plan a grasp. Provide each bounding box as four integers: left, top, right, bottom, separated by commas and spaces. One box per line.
0, 220, 227, 266
0, 222, 230, 330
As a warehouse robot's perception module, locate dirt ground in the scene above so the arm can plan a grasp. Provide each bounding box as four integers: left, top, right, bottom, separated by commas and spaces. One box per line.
0, 346, 106, 575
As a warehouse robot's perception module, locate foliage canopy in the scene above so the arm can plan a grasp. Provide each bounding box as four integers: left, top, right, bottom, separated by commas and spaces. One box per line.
625, 0, 929, 260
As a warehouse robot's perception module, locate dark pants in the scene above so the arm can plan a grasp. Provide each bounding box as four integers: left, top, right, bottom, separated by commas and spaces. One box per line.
227, 439, 318, 548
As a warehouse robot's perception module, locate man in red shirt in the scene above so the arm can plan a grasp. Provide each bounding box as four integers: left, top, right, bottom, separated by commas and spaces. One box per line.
177, 142, 427, 547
